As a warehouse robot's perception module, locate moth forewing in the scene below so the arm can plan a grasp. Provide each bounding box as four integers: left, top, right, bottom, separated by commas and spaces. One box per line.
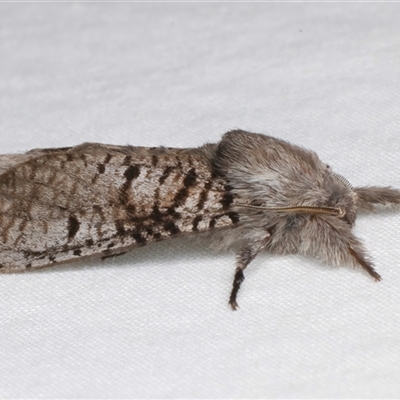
1, 130, 400, 310
0, 143, 237, 273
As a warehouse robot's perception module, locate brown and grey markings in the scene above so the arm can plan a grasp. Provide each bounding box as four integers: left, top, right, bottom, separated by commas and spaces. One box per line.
159, 166, 175, 185
124, 165, 140, 181
192, 215, 202, 231
119, 164, 141, 205
220, 187, 234, 210
164, 220, 181, 236
196, 180, 212, 210
122, 155, 132, 165
171, 168, 198, 207
28, 163, 37, 181
132, 231, 147, 245
115, 220, 126, 236
209, 213, 237, 228
228, 212, 239, 224
79, 153, 88, 167
104, 153, 112, 164
97, 163, 106, 174
97, 153, 112, 174
67, 216, 80, 239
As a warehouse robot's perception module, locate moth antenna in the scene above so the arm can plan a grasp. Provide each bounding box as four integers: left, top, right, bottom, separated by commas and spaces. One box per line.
236, 204, 345, 218
332, 172, 353, 189
229, 235, 271, 310
354, 186, 400, 210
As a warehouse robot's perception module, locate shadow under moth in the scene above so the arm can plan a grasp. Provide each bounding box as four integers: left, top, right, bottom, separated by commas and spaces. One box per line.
1, 130, 400, 309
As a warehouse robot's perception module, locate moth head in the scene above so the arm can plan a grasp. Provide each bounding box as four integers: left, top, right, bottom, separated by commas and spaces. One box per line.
324, 169, 400, 215
215, 130, 400, 227
214, 130, 359, 225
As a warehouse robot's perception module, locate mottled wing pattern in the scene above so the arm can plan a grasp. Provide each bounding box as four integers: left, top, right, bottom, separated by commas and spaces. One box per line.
0, 143, 238, 272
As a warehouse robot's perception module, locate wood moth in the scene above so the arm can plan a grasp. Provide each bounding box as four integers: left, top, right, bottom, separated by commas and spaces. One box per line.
1, 130, 399, 309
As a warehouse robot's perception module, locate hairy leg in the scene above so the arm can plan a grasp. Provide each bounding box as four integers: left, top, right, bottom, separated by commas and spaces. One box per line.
348, 246, 381, 281
229, 236, 271, 310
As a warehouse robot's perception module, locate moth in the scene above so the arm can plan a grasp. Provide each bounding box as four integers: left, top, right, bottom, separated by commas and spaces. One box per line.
1, 130, 400, 309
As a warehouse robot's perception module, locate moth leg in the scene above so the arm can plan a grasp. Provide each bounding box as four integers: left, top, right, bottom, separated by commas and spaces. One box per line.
348, 247, 382, 281
229, 236, 271, 310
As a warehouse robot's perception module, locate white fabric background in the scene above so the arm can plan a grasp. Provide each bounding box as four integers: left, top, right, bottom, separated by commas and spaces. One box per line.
1, 3, 400, 398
